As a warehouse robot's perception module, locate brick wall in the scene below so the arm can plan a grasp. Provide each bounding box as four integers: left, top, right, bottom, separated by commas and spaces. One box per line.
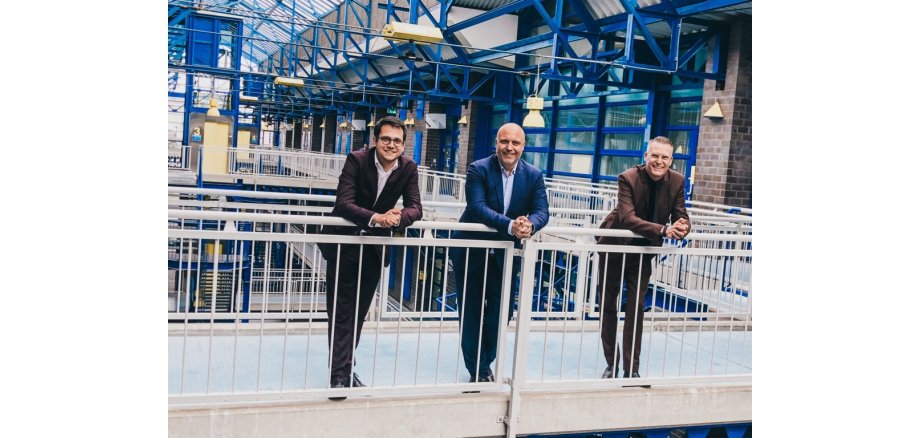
422, 102, 444, 168
694, 16, 752, 208
320, 114, 336, 153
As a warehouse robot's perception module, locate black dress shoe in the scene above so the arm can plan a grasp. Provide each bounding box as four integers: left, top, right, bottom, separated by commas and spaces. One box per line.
602, 365, 618, 379
329, 378, 348, 401
467, 369, 495, 383
350, 373, 366, 388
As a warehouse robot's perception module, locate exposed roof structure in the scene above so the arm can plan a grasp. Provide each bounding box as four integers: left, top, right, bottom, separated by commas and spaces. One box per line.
168, 0, 752, 121
169, 0, 346, 65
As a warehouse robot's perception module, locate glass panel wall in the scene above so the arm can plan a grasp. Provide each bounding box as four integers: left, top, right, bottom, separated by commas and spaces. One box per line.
598, 156, 642, 178
553, 153, 594, 175
602, 133, 644, 151
666, 130, 691, 155
522, 151, 548, 170
481, 87, 703, 184
605, 104, 645, 127
668, 101, 702, 126
557, 107, 598, 128
555, 131, 596, 152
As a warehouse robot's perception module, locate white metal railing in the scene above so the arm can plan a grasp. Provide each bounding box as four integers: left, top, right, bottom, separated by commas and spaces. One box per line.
167, 185, 750, 246
166, 185, 753, 272
168, 143, 191, 170
169, 146, 749, 226
224, 147, 347, 180
417, 168, 466, 203
168, 209, 751, 407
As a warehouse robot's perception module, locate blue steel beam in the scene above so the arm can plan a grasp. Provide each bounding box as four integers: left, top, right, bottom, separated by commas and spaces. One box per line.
468, 37, 552, 64
169, 7, 191, 27
444, 35, 471, 64
426, 92, 495, 103
440, 5, 471, 64
416, 43, 466, 96
559, 79, 572, 96
245, 36, 276, 60
466, 71, 493, 96
178, 0, 738, 115
660, 0, 678, 14
530, 0, 588, 77
413, 0, 440, 28
619, 0, 670, 68
409, 0, 419, 22
385, 41, 432, 93
444, 0, 532, 33
341, 52, 372, 84
677, 31, 712, 69
464, 0, 744, 67
567, 0, 601, 34
345, 0, 367, 28
540, 72, 632, 89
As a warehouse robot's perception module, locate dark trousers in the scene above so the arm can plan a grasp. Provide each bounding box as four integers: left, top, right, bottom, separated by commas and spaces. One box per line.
597, 251, 654, 375
449, 247, 520, 378
324, 244, 383, 381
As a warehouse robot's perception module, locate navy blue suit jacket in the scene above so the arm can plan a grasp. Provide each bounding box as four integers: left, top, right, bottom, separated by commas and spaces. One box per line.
455, 155, 549, 246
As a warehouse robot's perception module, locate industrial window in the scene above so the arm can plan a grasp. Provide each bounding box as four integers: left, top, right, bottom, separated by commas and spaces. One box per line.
602, 133, 645, 151
665, 96, 701, 178
553, 153, 593, 175
490, 105, 509, 129
599, 156, 642, 178
523, 151, 548, 170
605, 104, 646, 127
671, 159, 689, 176
218, 21, 239, 69
666, 130, 691, 155
526, 133, 551, 148
557, 107, 598, 129
524, 133, 550, 172
668, 101, 702, 126
555, 131, 596, 152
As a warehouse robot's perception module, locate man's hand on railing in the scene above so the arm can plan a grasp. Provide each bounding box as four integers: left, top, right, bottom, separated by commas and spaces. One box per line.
512, 216, 533, 239
371, 209, 402, 228
666, 218, 690, 239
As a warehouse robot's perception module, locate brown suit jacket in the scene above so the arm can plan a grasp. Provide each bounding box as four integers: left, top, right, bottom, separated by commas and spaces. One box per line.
320, 147, 423, 260
597, 164, 690, 247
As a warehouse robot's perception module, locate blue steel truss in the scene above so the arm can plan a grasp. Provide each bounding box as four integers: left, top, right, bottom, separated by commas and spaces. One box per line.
168, 0, 749, 125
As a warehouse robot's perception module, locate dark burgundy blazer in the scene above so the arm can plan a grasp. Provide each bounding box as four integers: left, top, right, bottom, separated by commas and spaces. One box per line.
598, 164, 690, 247
324, 147, 423, 236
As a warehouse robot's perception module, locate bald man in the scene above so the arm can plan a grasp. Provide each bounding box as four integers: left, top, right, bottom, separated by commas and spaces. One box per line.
449, 123, 550, 383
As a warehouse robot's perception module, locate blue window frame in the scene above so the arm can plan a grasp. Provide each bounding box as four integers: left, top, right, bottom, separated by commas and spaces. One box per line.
596, 101, 648, 183
482, 88, 702, 185
664, 97, 701, 178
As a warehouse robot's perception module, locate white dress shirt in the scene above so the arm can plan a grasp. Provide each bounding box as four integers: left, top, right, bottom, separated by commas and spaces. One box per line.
501, 161, 518, 235
368, 152, 399, 227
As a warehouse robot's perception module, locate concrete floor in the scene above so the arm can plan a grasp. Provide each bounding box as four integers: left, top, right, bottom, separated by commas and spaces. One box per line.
169, 327, 751, 395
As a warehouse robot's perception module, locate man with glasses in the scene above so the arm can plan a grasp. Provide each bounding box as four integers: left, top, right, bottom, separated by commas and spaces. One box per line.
449, 122, 549, 384
596, 136, 691, 380
319, 116, 423, 399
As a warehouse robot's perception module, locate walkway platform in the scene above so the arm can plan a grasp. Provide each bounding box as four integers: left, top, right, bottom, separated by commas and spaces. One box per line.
169, 325, 751, 437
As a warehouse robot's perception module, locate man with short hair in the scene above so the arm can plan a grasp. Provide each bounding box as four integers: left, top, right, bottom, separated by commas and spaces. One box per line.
449, 122, 549, 383
596, 136, 691, 379
319, 116, 423, 398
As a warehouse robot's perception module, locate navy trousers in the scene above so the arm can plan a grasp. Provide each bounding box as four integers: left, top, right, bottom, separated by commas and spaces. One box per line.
450, 246, 520, 378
